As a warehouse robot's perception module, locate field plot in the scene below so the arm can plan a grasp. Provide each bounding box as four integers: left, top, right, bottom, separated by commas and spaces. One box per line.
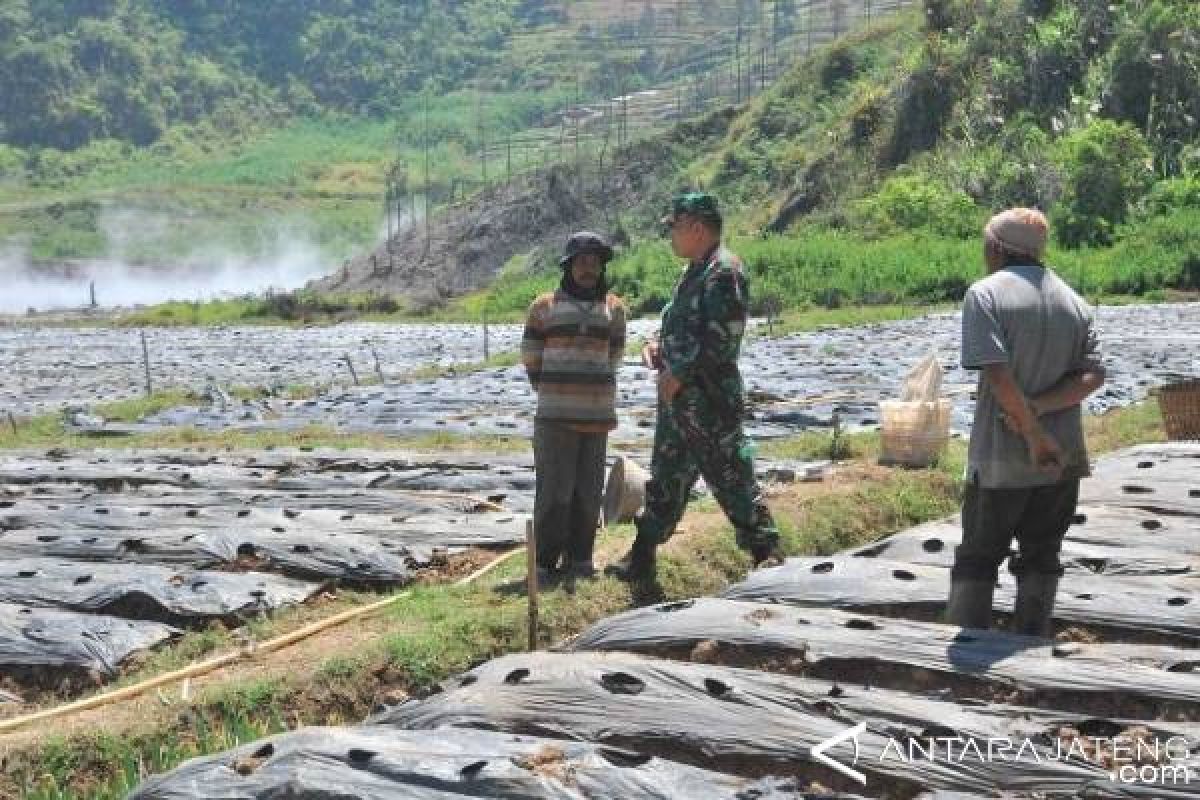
118, 303, 1200, 440
0, 448, 529, 703
129, 726, 825, 800
138, 442, 1200, 798
0, 323, 527, 418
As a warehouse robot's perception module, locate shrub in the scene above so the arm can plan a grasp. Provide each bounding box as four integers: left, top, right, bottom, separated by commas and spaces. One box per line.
0, 144, 24, 179
1053, 207, 1200, 294
853, 174, 983, 238
1139, 176, 1200, 217
1052, 120, 1154, 246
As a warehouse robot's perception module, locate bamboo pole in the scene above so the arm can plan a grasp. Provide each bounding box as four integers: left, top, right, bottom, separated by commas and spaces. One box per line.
454, 546, 523, 587
0, 592, 411, 735
482, 311, 490, 361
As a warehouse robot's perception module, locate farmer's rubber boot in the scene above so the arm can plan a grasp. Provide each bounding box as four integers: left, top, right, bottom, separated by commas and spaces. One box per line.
946, 579, 995, 630
605, 533, 657, 582
1011, 572, 1060, 638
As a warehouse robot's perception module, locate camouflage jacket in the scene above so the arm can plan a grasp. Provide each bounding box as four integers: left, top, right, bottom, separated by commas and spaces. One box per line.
659, 244, 749, 402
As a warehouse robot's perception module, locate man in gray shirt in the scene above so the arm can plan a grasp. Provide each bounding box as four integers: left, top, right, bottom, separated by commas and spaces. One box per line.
948, 208, 1107, 637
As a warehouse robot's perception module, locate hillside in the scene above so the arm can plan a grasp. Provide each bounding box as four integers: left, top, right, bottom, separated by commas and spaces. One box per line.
1, 0, 1197, 318
712, 0, 1199, 247
0, 0, 833, 313
0, 1, 527, 151
327, 0, 1197, 318
0, 0, 804, 180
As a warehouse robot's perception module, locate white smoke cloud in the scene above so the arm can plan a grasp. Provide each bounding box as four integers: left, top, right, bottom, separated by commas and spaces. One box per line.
0, 207, 336, 314
0, 241, 82, 314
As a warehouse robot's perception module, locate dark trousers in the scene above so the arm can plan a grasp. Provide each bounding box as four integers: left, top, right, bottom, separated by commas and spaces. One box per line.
951, 478, 1080, 582
533, 420, 607, 572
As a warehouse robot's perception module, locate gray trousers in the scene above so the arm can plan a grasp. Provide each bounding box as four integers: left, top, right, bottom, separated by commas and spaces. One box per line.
533, 419, 607, 572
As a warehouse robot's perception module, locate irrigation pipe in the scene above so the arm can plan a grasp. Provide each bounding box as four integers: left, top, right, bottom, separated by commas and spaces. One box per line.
0, 546, 521, 736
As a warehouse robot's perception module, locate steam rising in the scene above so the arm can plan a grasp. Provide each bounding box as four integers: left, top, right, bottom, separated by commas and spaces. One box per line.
0, 206, 341, 314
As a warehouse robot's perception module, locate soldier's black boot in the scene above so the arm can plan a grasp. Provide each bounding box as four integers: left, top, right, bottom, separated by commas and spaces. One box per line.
742, 502, 784, 568
749, 540, 786, 568
606, 533, 657, 582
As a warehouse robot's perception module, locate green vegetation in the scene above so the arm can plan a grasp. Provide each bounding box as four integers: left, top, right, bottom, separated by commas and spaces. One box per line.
0, 392, 532, 453
412, 214, 1198, 322
5, 1, 1195, 323
116, 290, 401, 327
0, 0, 764, 162
432, 0, 1199, 320
0, 1, 522, 153
0, 0, 808, 278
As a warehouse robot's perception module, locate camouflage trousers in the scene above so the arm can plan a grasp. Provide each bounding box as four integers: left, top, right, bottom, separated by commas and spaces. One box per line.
636, 385, 778, 551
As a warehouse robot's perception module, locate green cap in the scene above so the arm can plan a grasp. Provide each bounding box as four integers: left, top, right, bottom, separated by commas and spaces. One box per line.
662, 191, 721, 226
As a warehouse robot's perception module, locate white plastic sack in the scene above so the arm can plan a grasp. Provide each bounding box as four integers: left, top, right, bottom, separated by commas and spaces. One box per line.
899, 352, 943, 403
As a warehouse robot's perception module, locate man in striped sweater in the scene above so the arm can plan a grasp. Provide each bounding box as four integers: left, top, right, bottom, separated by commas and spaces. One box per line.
522, 231, 627, 582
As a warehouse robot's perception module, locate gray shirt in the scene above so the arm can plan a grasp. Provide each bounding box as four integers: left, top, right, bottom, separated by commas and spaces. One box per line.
961, 265, 1100, 489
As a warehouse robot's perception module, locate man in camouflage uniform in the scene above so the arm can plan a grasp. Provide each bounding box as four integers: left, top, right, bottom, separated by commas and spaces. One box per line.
608, 192, 781, 583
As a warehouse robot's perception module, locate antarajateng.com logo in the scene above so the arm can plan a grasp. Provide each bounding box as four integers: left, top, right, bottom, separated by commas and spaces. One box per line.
811, 723, 1195, 788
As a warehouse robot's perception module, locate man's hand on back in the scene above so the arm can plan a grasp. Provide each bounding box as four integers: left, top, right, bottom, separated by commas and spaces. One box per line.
1023, 425, 1065, 477
983, 363, 1066, 477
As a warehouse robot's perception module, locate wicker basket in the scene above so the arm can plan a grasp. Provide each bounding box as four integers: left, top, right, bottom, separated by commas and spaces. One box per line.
879, 399, 952, 468
1156, 379, 1200, 441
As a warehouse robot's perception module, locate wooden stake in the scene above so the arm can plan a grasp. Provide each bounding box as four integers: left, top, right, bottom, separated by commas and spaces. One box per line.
526, 518, 539, 651
342, 354, 359, 386
6, 411, 16, 436
140, 330, 153, 396
371, 346, 385, 385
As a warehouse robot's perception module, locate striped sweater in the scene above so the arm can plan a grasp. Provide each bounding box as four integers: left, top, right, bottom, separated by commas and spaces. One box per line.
522, 288, 627, 432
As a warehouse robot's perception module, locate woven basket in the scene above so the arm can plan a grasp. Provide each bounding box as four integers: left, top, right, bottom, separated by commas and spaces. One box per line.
1156, 379, 1200, 441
